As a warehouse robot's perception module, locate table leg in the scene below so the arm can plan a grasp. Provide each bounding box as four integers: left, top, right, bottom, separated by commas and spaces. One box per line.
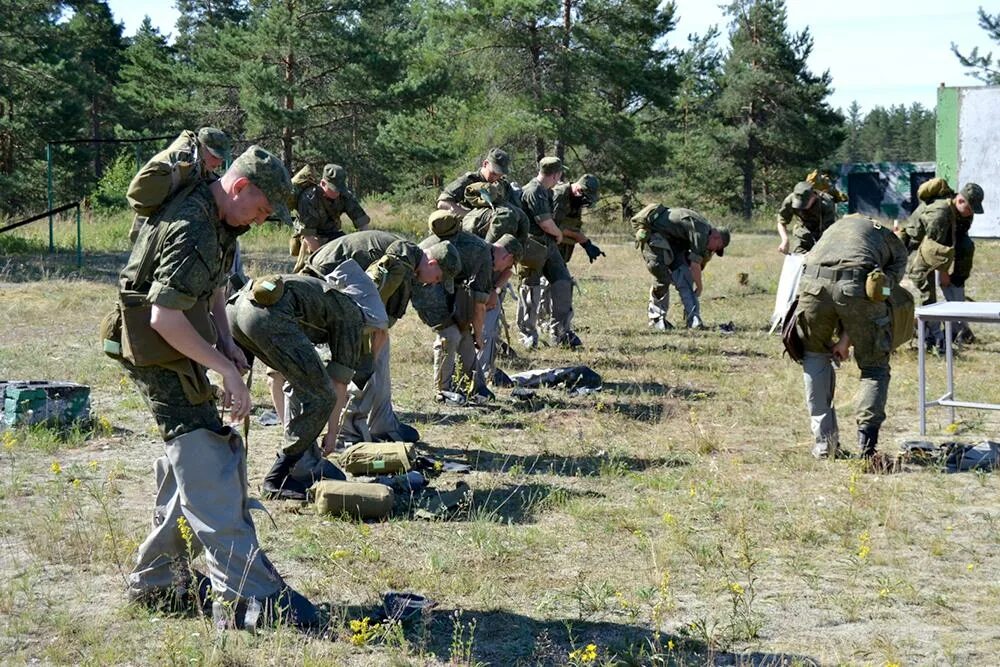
918, 317, 926, 435
945, 320, 955, 425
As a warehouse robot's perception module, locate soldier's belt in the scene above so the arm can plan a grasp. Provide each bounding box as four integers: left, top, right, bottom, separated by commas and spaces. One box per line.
801, 265, 867, 283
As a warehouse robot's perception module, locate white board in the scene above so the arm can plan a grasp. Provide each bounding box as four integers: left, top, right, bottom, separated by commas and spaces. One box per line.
769, 253, 805, 334
958, 87, 1000, 237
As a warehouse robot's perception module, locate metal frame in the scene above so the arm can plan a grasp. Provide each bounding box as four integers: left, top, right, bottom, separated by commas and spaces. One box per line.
917, 301, 1000, 434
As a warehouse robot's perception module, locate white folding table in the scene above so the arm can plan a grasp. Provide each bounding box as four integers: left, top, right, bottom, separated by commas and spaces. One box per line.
917, 301, 1000, 435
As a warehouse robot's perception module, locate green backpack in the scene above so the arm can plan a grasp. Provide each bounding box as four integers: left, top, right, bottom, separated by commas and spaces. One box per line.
338, 442, 415, 476
288, 164, 319, 211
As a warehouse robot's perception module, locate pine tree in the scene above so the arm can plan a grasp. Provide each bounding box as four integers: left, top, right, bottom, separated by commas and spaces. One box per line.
952, 8, 1000, 84
715, 0, 844, 218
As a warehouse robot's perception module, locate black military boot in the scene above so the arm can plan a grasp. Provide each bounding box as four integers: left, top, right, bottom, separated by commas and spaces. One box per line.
261, 585, 321, 630
857, 427, 879, 459
262, 452, 310, 501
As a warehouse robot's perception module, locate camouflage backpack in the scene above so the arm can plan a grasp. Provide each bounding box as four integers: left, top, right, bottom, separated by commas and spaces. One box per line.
917, 177, 954, 204
900, 178, 954, 250
630, 203, 668, 244
126, 131, 206, 242
288, 164, 319, 211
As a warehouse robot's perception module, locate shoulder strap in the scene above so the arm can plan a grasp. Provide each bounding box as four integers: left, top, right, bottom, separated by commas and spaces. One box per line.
126, 181, 206, 292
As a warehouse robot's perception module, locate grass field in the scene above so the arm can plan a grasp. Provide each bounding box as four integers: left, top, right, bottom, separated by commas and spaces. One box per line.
2, 207, 1000, 666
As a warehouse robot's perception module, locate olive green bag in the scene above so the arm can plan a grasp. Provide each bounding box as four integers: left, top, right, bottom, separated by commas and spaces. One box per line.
314, 480, 394, 520
338, 442, 414, 476
519, 237, 548, 270
887, 282, 915, 351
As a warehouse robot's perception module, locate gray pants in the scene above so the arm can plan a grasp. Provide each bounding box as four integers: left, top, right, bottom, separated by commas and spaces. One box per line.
434, 324, 480, 393
128, 428, 281, 603
340, 338, 406, 442
517, 280, 574, 343
941, 284, 970, 339
802, 352, 839, 457
477, 294, 504, 386
648, 264, 701, 328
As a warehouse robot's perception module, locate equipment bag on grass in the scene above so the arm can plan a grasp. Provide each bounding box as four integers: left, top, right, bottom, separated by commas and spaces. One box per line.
314, 480, 393, 519
339, 442, 414, 476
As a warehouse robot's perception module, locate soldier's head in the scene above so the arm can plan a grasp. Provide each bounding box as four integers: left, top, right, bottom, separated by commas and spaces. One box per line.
320, 164, 348, 200
537, 157, 563, 188
708, 227, 731, 257
217, 145, 292, 228
791, 181, 816, 211
954, 182, 985, 217
197, 127, 230, 172
492, 234, 522, 273
479, 148, 510, 183
571, 174, 600, 207
418, 241, 462, 293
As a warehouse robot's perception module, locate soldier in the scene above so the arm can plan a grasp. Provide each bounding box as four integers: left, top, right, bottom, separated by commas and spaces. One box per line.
637, 206, 730, 330
290, 163, 370, 272
538, 174, 604, 333
516, 157, 582, 349
794, 214, 908, 462
111, 146, 318, 628
411, 211, 517, 404
126, 127, 231, 243
438, 147, 523, 217
301, 230, 462, 443
776, 181, 838, 255
227, 274, 364, 501
900, 182, 984, 352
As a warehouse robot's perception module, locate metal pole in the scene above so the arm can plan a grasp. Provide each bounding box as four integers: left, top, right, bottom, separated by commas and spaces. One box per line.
47, 143, 54, 253
945, 320, 955, 425
918, 317, 927, 435
75, 204, 82, 268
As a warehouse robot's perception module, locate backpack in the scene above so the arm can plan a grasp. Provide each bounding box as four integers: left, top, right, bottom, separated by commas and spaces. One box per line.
126, 131, 206, 242
630, 203, 668, 241
917, 177, 954, 204
288, 164, 319, 211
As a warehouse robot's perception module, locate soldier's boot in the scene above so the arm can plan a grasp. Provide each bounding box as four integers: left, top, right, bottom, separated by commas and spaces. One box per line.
803, 352, 839, 458
516, 284, 541, 349
549, 279, 581, 349
858, 427, 898, 473
262, 451, 311, 501
648, 287, 673, 330
857, 427, 879, 458
260, 585, 321, 630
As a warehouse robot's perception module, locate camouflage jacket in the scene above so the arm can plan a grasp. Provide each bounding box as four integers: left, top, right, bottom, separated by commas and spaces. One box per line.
293, 184, 370, 239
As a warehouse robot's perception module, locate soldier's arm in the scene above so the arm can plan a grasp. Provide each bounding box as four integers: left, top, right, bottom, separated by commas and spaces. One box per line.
366, 257, 409, 305
884, 231, 909, 285
689, 260, 704, 296
438, 175, 472, 217
922, 205, 953, 246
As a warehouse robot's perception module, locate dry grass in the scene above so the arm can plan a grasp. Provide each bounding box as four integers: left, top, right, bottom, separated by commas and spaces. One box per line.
2, 215, 1000, 666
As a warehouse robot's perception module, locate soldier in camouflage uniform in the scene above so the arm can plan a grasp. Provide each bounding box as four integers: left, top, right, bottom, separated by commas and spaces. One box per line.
538, 174, 604, 333
227, 274, 364, 501
516, 157, 582, 349
301, 230, 461, 442
126, 127, 231, 243
437, 147, 524, 218
777, 181, 838, 255
114, 146, 318, 628
411, 211, 517, 404
641, 207, 730, 330
794, 214, 908, 460
900, 183, 984, 351
291, 163, 370, 272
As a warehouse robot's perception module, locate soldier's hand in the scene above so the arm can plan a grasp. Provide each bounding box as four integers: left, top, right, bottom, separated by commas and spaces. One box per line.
219, 337, 250, 374
831, 336, 851, 362
582, 241, 605, 263
222, 368, 252, 422
777, 239, 789, 254
321, 432, 338, 457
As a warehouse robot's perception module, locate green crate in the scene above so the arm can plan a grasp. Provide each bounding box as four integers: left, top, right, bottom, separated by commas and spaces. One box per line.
1, 381, 91, 427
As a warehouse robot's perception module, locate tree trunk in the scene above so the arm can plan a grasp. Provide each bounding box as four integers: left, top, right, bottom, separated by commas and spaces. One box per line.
741, 157, 753, 220
554, 0, 571, 162
528, 22, 546, 162
281, 46, 295, 169
91, 96, 102, 180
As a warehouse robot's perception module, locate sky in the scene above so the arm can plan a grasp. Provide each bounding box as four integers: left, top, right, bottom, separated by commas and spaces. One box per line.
107, 0, 994, 113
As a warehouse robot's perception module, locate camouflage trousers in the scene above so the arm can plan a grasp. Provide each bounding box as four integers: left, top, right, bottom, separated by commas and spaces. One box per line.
796, 275, 892, 432
227, 298, 342, 458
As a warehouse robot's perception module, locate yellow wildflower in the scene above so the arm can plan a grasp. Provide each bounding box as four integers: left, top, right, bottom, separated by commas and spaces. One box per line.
569, 643, 598, 663
729, 582, 744, 595
857, 531, 871, 561
50, 461, 62, 475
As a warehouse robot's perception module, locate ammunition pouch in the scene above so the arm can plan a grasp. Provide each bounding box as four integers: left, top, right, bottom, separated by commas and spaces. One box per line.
119, 292, 217, 368
887, 282, 915, 351
100, 304, 124, 359
917, 237, 954, 273
250, 275, 285, 306
289, 234, 302, 257
865, 269, 888, 302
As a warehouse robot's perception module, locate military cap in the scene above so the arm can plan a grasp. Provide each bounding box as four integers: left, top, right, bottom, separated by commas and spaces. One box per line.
485, 148, 510, 175
960, 182, 985, 214
539, 157, 563, 176
230, 145, 292, 225
790, 181, 814, 210
197, 127, 231, 161
424, 240, 462, 294
493, 233, 523, 262
322, 164, 348, 193
715, 227, 731, 257
574, 173, 600, 206
428, 209, 462, 238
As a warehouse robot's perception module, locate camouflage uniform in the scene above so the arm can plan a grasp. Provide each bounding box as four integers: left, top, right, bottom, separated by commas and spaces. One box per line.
778, 187, 838, 254
412, 230, 493, 395
228, 274, 363, 458
941, 216, 975, 340
538, 180, 598, 332
119, 178, 282, 607
291, 169, 370, 271
904, 198, 962, 344
795, 214, 908, 457
302, 230, 458, 441
643, 208, 713, 329
516, 175, 576, 346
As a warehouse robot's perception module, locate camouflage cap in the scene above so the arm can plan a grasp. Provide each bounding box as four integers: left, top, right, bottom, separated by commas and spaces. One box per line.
485, 148, 510, 175
539, 156, 563, 176
493, 233, 523, 262
322, 164, 348, 193
790, 181, 814, 210
715, 227, 731, 257
960, 182, 985, 214
424, 240, 462, 294
574, 173, 600, 206
230, 145, 293, 225
428, 209, 462, 238
197, 127, 231, 161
